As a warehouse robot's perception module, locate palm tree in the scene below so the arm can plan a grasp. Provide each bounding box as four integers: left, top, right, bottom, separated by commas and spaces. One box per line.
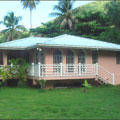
21, 0, 40, 29
49, 0, 77, 29
0, 12, 26, 41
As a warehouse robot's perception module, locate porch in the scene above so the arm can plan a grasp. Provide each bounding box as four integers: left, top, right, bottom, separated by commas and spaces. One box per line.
27, 63, 114, 85
0, 48, 116, 85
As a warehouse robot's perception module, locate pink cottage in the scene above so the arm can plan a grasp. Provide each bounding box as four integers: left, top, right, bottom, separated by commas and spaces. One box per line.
0, 34, 120, 88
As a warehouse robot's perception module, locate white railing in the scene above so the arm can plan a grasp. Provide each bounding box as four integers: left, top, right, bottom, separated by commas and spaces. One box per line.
98, 65, 114, 84
0, 65, 4, 69
28, 63, 97, 77
0, 63, 115, 85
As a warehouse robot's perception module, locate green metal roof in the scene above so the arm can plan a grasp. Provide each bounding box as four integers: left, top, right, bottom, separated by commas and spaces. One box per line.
0, 37, 50, 50
0, 34, 120, 51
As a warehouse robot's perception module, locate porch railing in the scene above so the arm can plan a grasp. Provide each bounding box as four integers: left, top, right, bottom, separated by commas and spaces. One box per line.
28, 63, 97, 77
98, 65, 114, 84
0, 63, 115, 85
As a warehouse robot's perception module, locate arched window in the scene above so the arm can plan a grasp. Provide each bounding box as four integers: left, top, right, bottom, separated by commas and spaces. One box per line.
53, 49, 62, 64
66, 50, 74, 72
66, 50, 74, 64
78, 50, 86, 64
53, 49, 62, 73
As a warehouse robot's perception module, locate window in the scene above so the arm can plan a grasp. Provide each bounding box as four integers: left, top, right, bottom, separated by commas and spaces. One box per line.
78, 50, 86, 64
66, 50, 74, 72
116, 52, 120, 64
53, 49, 62, 73
66, 50, 74, 64
92, 51, 98, 64
78, 50, 86, 72
39, 50, 45, 74
53, 49, 62, 64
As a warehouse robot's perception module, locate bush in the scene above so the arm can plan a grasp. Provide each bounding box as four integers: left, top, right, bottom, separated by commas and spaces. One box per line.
0, 58, 30, 87
82, 79, 92, 92
37, 79, 47, 90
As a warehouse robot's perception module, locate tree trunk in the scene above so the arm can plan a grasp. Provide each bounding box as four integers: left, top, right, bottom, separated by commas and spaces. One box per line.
30, 10, 32, 29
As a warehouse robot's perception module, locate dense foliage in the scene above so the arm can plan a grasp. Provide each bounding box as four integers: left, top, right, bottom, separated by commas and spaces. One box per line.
0, 58, 30, 86
31, 1, 120, 44
49, 0, 78, 29
0, 1, 120, 44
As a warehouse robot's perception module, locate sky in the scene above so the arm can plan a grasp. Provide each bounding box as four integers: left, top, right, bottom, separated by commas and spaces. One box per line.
0, 1, 93, 31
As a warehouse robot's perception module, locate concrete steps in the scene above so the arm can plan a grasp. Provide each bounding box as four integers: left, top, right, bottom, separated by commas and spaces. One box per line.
95, 75, 108, 85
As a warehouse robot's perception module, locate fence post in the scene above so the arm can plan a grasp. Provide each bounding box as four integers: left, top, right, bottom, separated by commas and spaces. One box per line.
96, 63, 98, 75
32, 63, 34, 76
60, 63, 63, 76
112, 73, 115, 85
78, 63, 81, 76
38, 62, 41, 77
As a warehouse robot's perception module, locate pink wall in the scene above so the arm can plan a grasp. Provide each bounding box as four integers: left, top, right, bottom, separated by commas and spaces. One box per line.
44, 48, 92, 65
1, 48, 120, 85
98, 51, 120, 85
44, 48, 120, 85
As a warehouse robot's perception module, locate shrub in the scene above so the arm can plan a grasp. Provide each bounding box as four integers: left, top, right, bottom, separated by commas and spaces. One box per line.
37, 79, 47, 90
0, 58, 30, 87
82, 79, 92, 92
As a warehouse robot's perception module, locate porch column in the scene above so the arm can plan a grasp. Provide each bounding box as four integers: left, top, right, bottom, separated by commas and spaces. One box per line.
75, 50, 78, 64
38, 51, 40, 63
44, 48, 53, 64
63, 49, 66, 64
3, 51, 7, 66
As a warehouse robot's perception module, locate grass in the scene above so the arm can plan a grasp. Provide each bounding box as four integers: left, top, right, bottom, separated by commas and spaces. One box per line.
0, 85, 120, 119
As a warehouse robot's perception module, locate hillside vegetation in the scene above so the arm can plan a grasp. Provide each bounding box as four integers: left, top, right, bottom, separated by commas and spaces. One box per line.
31, 1, 120, 44
0, 1, 120, 44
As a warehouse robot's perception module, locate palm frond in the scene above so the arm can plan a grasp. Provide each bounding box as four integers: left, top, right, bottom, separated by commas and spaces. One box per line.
15, 25, 27, 32
53, 5, 65, 14
21, 0, 40, 10
1, 29, 10, 33
49, 12, 63, 17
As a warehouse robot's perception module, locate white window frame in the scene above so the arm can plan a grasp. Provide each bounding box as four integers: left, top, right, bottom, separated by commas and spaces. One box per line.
66, 50, 75, 73
53, 49, 63, 73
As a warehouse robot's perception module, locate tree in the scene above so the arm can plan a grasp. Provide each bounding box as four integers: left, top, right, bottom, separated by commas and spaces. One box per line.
30, 22, 61, 37
106, 1, 120, 29
21, 0, 40, 29
99, 27, 120, 44
0, 12, 26, 41
49, 0, 77, 29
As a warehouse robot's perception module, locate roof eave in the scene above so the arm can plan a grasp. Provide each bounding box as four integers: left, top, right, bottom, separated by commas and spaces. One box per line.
37, 43, 120, 51
0, 45, 38, 50
0, 43, 120, 51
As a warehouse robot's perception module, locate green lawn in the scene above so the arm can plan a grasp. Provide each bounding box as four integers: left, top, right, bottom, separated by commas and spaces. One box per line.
0, 85, 120, 119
